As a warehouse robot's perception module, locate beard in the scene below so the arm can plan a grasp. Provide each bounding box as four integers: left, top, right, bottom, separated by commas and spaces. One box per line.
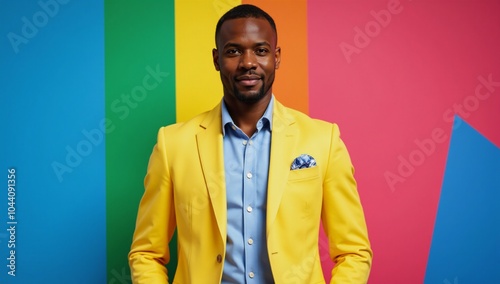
233, 76, 273, 104
233, 83, 265, 104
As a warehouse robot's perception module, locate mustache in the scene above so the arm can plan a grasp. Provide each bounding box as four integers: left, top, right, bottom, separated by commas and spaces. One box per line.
235, 71, 262, 81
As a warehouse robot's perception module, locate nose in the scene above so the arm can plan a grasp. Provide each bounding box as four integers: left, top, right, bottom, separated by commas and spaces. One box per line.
239, 50, 257, 70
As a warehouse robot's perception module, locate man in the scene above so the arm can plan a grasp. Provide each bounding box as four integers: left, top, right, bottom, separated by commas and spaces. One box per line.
129, 4, 372, 283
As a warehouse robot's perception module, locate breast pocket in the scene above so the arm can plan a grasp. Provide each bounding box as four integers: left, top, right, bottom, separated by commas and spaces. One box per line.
288, 166, 321, 182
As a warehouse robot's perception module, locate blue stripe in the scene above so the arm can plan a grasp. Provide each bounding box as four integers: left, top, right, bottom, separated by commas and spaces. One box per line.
0, 1, 106, 282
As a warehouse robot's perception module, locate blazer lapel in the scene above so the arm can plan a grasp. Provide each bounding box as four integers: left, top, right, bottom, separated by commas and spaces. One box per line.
266, 100, 297, 235
196, 103, 227, 241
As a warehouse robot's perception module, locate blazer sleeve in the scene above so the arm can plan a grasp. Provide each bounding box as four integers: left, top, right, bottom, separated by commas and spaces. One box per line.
128, 127, 176, 284
322, 123, 373, 284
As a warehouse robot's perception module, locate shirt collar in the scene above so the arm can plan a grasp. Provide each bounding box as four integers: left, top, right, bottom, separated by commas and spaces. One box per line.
221, 95, 274, 136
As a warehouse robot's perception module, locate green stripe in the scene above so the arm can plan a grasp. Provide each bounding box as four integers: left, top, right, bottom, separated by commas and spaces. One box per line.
105, 0, 177, 281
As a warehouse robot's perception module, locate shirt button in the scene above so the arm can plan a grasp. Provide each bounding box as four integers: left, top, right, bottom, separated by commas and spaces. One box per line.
216, 254, 222, 263
231, 125, 236, 130
248, 238, 254, 245
247, 206, 253, 213
242, 140, 248, 145
246, 172, 253, 179
248, 140, 253, 145
249, 272, 255, 278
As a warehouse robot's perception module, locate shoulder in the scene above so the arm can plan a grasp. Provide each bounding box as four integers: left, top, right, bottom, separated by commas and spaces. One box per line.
159, 104, 221, 136
276, 101, 337, 133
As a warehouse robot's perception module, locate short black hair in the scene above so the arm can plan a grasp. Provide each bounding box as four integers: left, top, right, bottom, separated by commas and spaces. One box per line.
215, 4, 277, 47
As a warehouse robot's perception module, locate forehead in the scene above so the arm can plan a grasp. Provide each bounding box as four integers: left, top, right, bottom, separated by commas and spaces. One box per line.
217, 17, 276, 47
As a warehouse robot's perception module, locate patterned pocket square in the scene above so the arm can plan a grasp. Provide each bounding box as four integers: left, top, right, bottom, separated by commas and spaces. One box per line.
290, 154, 317, 170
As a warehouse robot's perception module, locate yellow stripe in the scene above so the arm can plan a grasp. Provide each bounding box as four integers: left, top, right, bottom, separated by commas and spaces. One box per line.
175, 0, 241, 122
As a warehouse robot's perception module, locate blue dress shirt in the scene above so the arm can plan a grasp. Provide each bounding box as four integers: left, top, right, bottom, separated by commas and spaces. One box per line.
221, 97, 275, 283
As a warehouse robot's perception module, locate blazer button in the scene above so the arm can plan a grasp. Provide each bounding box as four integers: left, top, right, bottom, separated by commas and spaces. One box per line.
217, 254, 222, 263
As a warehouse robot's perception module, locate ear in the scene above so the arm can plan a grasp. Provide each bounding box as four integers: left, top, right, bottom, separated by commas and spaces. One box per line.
212, 48, 220, 71
274, 47, 281, 69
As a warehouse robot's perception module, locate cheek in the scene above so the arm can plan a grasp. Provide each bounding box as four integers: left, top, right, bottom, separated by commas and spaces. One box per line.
259, 59, 276, 73
220, 69, 233, 80
220, 57, 238, 68
219, 62, 237, 75
218, 67, 234, 85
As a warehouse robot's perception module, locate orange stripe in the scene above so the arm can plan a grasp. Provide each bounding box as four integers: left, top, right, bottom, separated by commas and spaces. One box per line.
243, 0, 309, 114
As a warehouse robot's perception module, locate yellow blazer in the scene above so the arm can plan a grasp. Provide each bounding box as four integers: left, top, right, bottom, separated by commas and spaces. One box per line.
129, 99, 372, 283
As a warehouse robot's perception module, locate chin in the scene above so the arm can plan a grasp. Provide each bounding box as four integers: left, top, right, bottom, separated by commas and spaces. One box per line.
235, 92, 265, 104
234, 85, 267, 104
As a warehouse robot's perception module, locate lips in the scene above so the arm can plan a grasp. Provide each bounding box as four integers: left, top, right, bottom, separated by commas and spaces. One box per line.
236, 75, 261, 87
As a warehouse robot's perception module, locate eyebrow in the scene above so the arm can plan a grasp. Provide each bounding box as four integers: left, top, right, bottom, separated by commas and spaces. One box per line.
223, 41, 271, 49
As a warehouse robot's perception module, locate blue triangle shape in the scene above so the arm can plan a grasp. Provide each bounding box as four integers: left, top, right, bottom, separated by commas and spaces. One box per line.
425, 115, 500, 283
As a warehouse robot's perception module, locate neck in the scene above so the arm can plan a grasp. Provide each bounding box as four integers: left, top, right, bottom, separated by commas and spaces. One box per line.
223, 93, 272, 137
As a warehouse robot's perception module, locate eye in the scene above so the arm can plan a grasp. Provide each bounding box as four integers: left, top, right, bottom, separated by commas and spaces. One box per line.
255, 48, 269, 56
225, 48, 241, 56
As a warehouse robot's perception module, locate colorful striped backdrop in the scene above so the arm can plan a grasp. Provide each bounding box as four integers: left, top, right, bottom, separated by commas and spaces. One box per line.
1, 0, 499, 283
